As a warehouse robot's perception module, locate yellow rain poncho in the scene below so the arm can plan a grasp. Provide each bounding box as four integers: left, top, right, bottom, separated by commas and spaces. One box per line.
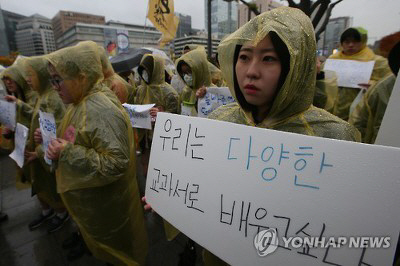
208, 62, 226, 87
16, 56, 65, 208
207, 7, 360, 265
313, 70, 339, 113
211, 7, 360, 140
47, 44, 148, 265
136, 54, 179, 113
349, 74, 396, 143
1, 60, 38, 187
327, 28, 391, 121
176, 47, 214, 116
0, 60, 38, 127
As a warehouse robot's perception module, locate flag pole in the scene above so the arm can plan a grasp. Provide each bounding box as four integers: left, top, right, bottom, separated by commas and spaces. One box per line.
142, 0, 150, 46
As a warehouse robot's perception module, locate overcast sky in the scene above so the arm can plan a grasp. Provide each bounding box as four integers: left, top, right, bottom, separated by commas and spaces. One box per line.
1, 0, 399, 44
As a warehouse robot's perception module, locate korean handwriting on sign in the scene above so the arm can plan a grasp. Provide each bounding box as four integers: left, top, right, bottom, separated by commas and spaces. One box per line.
227, 136, 334, 190
41, 118, 56, 134
153, 0, 170, 30
150, 167, 204, 214
220, 194, 373, 266
200, 93, 235, 116
159, 119, 206, 160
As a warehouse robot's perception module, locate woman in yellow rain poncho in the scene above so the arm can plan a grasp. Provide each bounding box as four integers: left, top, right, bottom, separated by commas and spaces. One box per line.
11, 56, 68, 232
136, 53, 180, 116
1, 59, 38, 127
75, 41, 135, 104
136, 53, 181, 242
1, 59, 38, 186
349, 40, 400, 144
206, 7, 360, 263
313, 56, 339, 113
327, 27, 391, 121
176, 47, 214, 116
45, 44, 148, 265
135, 53, 179, 176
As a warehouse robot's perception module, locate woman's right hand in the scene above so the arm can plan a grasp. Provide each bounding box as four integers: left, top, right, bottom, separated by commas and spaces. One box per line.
34, 128, 43, 144
4, 95, 17, 102
196, 86, 207, 99
141, 196, 153, 212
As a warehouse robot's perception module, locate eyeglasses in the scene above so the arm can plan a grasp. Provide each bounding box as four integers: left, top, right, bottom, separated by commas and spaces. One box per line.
49, 77, 63, 88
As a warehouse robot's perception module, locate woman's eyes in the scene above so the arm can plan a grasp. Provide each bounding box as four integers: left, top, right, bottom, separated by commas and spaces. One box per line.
263, 56, 278, 62
238, 54, 249, 61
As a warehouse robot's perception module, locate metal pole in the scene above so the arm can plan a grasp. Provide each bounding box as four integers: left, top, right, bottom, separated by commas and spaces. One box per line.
207, 0, 212, 58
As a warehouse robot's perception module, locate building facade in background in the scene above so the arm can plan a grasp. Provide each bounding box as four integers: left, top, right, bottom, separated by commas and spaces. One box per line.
175, 13, 192, 38
0, 8, 10, 56
56, 21, 166, 53
15, 14, 56, 56
173, 34, 220, 58
317, 16, 353, 56
2, 10, 26, 53
205, 0, 238, 39
237, 0, 281, 27
52, 11, 105, 46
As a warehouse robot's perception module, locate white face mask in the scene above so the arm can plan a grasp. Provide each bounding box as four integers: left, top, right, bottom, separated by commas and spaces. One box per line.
183, 74, 193, 86
142, 70, 149, 83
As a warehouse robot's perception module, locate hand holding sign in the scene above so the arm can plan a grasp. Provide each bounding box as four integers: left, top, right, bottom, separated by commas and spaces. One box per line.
47, 138, 68, 160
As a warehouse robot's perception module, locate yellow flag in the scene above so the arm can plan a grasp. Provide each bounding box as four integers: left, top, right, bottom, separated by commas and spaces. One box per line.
147, 0, 179, 47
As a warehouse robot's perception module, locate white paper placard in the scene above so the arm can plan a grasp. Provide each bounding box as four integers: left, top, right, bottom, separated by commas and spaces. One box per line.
375, 74, 400, 147
0, 99, 16, 129
146, 113, 400, 266
122, 103, 155, 129
324, 59, 375, 88
9, 123, 29, 168
38, 111, 57, 165
197, 87, 235, 118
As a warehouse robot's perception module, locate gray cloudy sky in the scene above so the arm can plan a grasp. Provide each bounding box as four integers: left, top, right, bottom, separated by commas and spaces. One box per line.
1, 0, 399, 44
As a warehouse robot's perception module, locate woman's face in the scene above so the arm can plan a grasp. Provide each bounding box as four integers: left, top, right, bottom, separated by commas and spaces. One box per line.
235, 35, 282, 110
25, 65, 40, 91
342, 38, 363, 56
48, 63, 74, 104
2, 77, 18, 93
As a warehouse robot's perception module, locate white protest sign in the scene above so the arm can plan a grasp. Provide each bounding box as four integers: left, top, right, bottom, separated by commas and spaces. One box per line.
9, 123, 29, 168
146, 113, 400, 266
122, 103, 155, 129
324, 59, 375, 88
375, 74, 400, 147
38, 111, 57, 165
197, 87, 235, 118
0, 99, 16, 129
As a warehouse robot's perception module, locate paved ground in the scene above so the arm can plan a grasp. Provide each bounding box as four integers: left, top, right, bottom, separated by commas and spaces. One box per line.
0, 153, 204, 266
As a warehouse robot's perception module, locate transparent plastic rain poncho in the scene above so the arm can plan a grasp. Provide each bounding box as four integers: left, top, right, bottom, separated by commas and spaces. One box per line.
210, 7, 360, 141
327, 28, 392, 121
136, 54, 180, 144
176, 47, 214, 116
349, 74, 396, 144
136, 54, 179, 113
1, 59, 38, 187
206, 8, 361, 264
16, 56, 66, 208
47, 43, 148, 265
208, 61, 226, 87
314, 70, 339, 113
0, 59, 38, 127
